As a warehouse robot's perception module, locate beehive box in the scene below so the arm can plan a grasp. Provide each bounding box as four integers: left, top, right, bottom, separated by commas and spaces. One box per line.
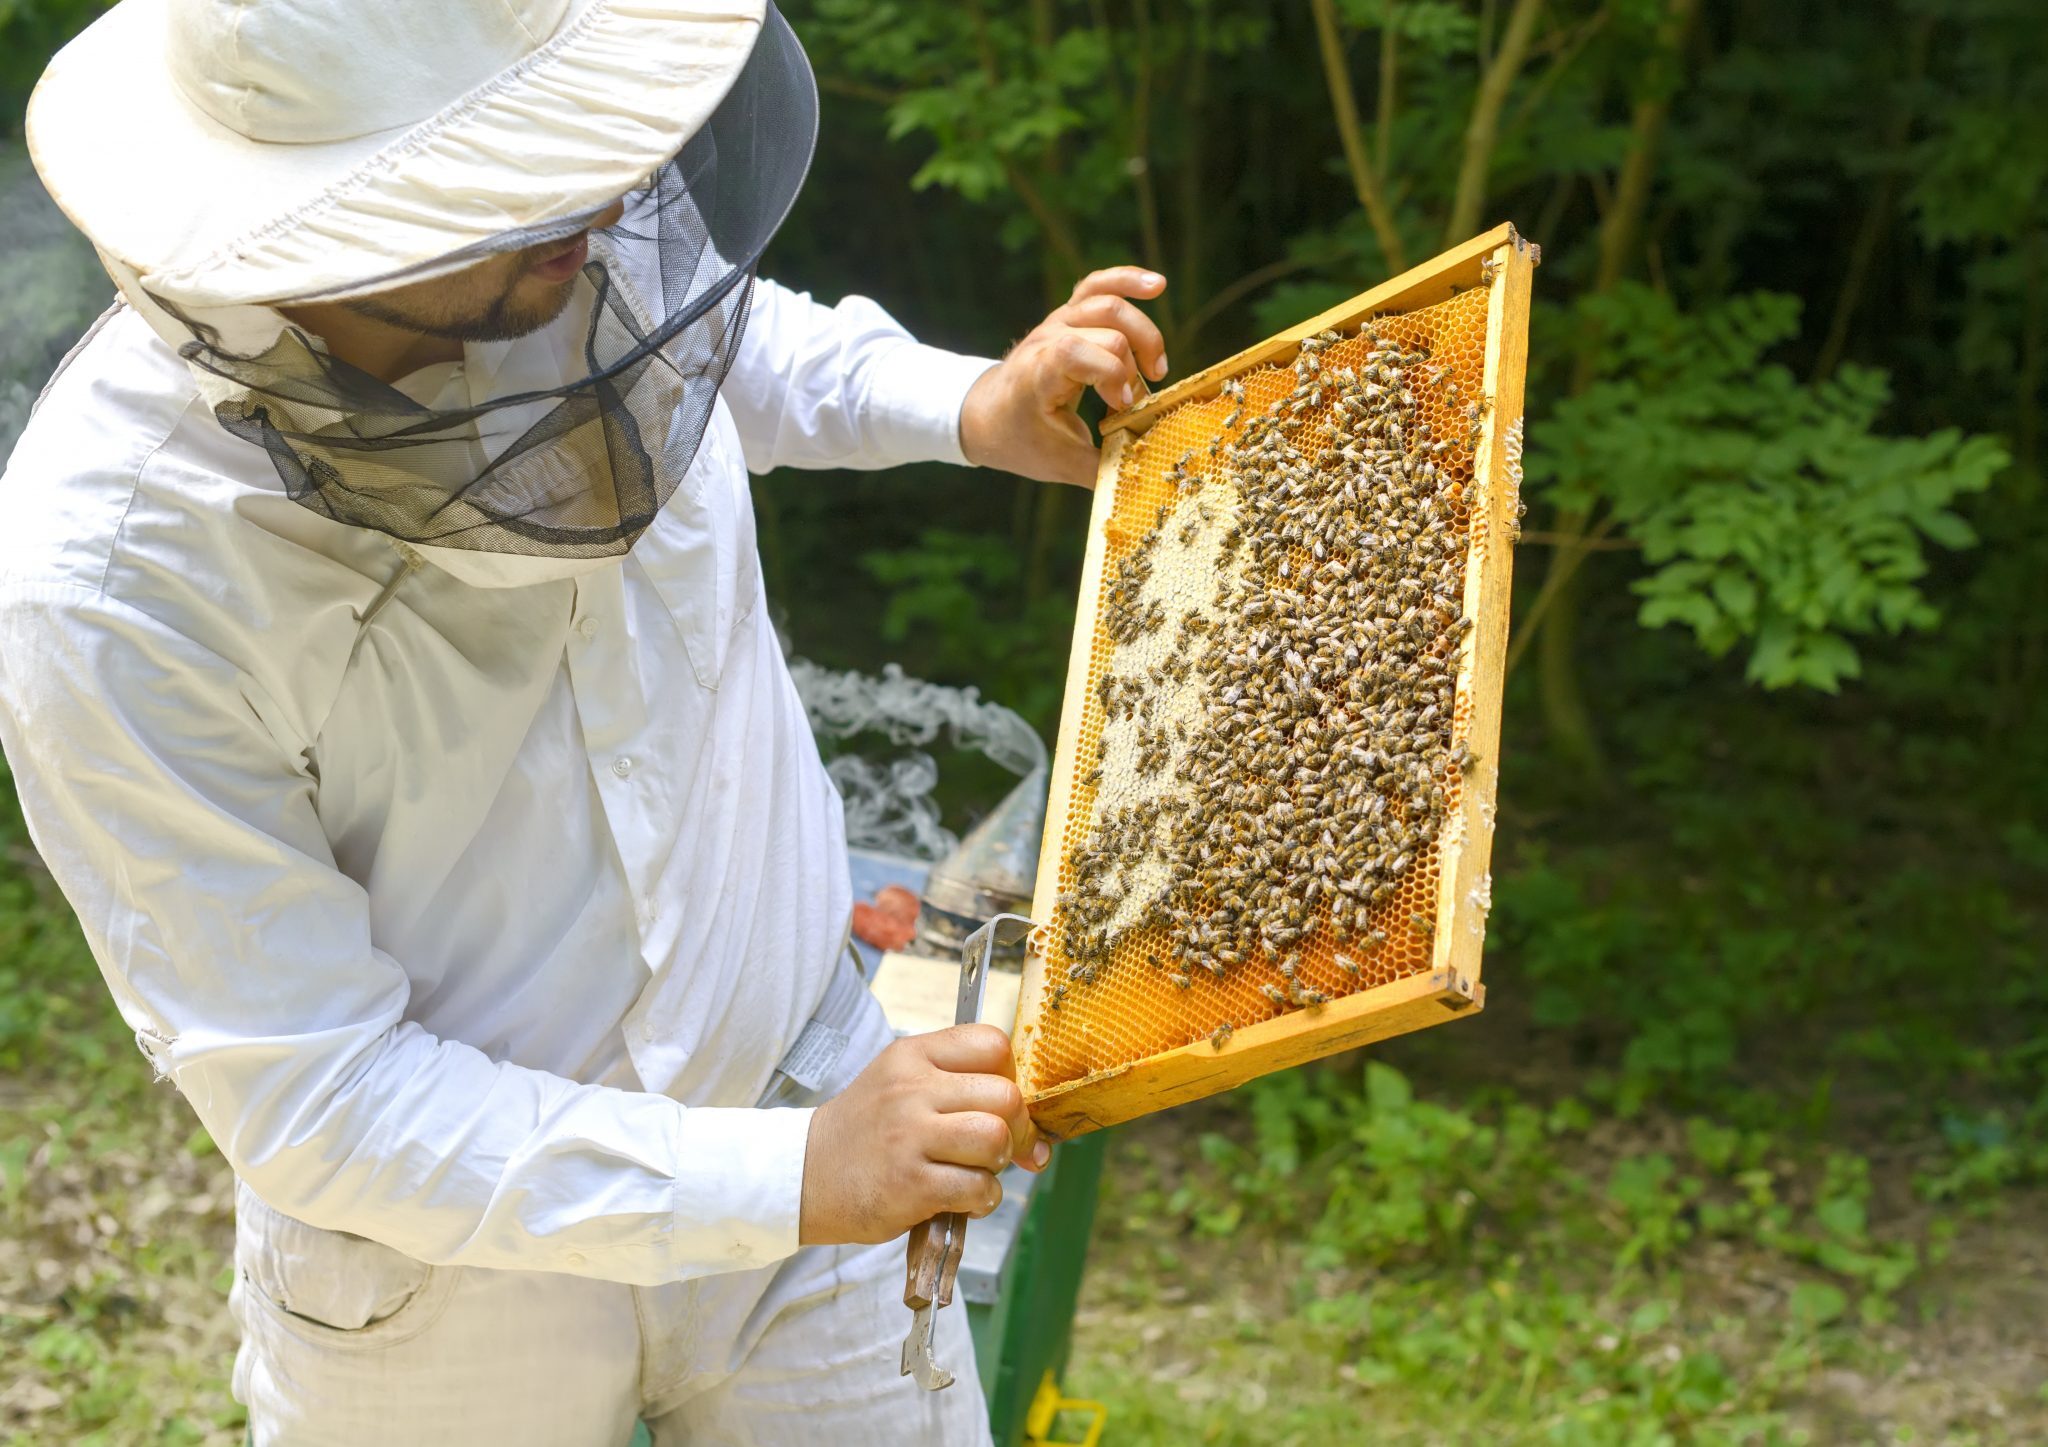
1013, 224, 1536, 1139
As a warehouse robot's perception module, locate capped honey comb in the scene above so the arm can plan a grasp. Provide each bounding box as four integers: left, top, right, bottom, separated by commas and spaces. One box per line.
1013, 226, 1536, 1138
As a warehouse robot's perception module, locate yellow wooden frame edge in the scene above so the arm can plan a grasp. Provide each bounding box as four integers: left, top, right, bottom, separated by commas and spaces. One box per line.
1013, 225, 1536, 1139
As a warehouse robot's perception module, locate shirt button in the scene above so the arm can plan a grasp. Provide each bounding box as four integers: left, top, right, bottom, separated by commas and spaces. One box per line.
577, 617, 597, 640
612, 756, 635, 779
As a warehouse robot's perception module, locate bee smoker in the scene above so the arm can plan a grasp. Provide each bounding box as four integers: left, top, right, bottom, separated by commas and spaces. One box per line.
915, 767, 1047, 965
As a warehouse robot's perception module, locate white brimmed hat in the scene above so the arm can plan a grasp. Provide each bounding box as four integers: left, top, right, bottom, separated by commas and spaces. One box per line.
27, 0, 800, 308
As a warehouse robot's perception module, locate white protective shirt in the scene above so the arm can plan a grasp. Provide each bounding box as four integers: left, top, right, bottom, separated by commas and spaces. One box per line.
0, 282, 995, 1284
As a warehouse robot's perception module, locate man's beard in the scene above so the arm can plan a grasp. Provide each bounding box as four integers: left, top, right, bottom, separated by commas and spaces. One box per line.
341, 253, 581, 344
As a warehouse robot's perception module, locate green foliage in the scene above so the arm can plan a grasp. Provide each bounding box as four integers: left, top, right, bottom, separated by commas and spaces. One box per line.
1091, 1051, 1953, 1443
1902, 0, 2048, 248
861, 527, 1075, 725
0, 144, 111, 460
0, 754, 109, 1076
1201, 1061, 1566, 1270
1915, 1096, 2048, 1204
790, 0, 2044, 713
1532, 287, 2008, 690
0, 0, 111, 126
1335, 0, 1479, 53
883, 33, 1107, 202
1487, 759, 2043, 1125
810, 1, 1104, 255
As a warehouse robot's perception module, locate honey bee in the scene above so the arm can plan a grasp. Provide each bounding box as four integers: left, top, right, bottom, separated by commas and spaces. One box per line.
1052, 309, 1486, 1011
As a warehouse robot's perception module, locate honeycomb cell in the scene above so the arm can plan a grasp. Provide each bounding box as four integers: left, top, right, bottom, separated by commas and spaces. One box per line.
1028, 285, 1496, 1094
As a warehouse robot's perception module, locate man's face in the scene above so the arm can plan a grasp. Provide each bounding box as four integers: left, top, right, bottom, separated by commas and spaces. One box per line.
341, 200, 628, 344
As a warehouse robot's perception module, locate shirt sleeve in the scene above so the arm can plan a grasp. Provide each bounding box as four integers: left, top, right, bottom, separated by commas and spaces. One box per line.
720, 277, 999, 474
0, 581, 812, 1286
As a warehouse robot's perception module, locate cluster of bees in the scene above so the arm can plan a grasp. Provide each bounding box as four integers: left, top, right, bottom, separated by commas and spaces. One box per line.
1053, 319, 1483, 1026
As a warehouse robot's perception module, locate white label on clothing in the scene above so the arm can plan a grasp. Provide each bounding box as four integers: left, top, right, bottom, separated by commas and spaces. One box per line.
775, 1019, 850, 1092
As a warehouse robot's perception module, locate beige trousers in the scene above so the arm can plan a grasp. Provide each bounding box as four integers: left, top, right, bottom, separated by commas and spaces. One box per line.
229, 1184, 991, 1446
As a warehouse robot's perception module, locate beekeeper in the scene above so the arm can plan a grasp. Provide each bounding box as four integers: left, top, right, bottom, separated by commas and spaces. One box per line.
0, 0, 1169, 1441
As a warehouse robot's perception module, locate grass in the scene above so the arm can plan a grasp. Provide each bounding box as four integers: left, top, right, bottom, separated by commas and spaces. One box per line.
1062, 1042, 2048, 1446
0, 1072, 241, 1445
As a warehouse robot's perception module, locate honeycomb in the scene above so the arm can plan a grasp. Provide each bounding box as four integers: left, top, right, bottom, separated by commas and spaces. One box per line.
1027, 283, 1496, 1093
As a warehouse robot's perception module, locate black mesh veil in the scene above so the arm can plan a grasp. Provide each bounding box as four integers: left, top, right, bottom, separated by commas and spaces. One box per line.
155, 4, 817, 559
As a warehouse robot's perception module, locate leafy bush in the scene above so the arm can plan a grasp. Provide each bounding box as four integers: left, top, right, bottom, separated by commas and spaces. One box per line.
1531, 287, 2008, 691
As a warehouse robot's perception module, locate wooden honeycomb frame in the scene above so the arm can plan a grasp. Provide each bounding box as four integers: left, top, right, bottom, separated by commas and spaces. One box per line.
1013, 224, 1537, 1138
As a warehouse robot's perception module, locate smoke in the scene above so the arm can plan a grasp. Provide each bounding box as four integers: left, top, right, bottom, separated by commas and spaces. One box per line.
0, 144, 116, 468
787, 657, 1048, 862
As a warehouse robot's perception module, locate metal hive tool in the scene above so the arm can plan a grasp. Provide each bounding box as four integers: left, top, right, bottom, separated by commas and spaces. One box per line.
1012, 225, 1537, 1138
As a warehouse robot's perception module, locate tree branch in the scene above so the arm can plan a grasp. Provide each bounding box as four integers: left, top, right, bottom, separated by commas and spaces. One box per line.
1812, 14, 1934, 380
1443, 0, 1544, 244
1516, 530, 1639, 550
1504, 513, 1624, 675
1180, 246, 1352, 351
1309, 0, 1408, 273
1003, 160, 1088, 277
1574, 0, 1698, 388
1173, 12, 1211, 356
1507, 6, 1610, 136
966, 0, 1085, 298
1512, 0, 1699, 771
814, 75, 901, 107
1376, 2, 1399, 185
1130, 0, 1175, 333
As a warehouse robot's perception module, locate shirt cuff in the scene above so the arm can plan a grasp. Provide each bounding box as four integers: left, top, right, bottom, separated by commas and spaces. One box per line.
670, 1105, 816, 1279
863, 342, 1000, 468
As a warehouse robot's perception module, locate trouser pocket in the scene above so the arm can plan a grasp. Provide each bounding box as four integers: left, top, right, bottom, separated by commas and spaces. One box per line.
234, 1178, 455, 1349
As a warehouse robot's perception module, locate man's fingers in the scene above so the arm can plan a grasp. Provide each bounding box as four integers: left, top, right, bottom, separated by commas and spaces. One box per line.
915, 1027, 1043, 1164
1041, 334, 1136, 408
1069, 327, 1146, 409
926, 1110, 1016, 1173
1072, 325, 1138, 374
923, 1163, 1003, 1219
1067, 266, 1167, 309
917, 1022, 1015, 1076
1041, 334, 1144, 411
1061, 294, 1169, 380
928, 1068, 1024, 1120
927, 1072, 1042, 1163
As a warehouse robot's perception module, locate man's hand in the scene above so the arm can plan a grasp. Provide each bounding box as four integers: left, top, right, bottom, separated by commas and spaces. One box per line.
959, 267, 1170, 489
799, 1024, 1050, 1246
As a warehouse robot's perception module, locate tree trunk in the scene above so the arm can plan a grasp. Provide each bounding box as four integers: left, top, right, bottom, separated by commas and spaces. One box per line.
1536, 561, 1602, 776
1443, 0, 1545, 245
1521, 0, 1700, 781
1309, 0, 1407, 273
1025, 483, 1070, 609
1811, 16, 1934, 382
